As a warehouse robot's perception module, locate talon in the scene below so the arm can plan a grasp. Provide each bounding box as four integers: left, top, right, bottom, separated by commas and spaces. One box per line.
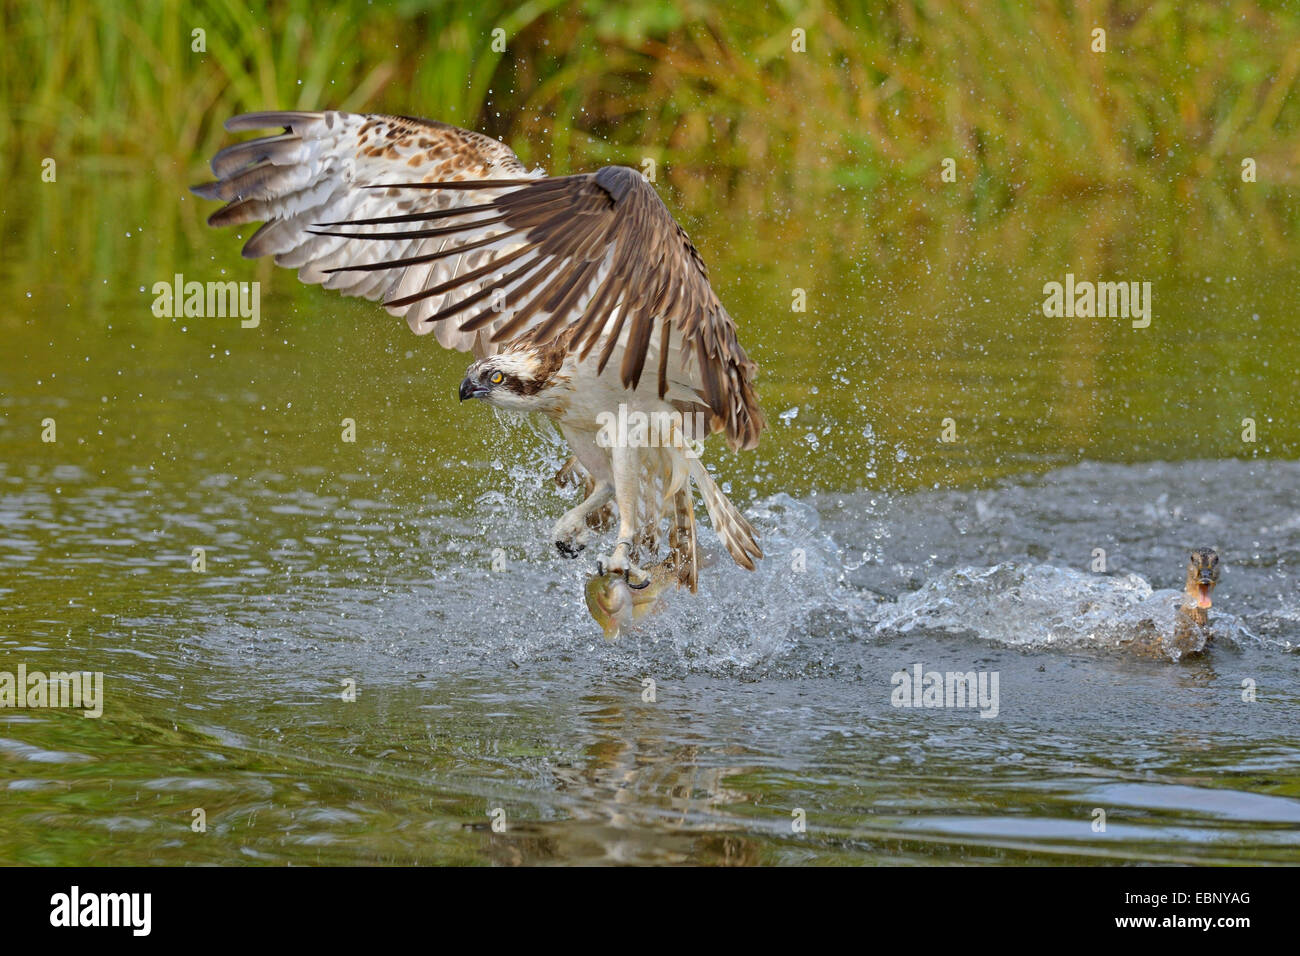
595, 561, 606, 575
605, 539, 632, 576
625, 569, 651, 590
556, 539, 585, 558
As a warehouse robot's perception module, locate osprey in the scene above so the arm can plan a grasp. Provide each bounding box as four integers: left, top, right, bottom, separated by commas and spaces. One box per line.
193, 110, 766, 590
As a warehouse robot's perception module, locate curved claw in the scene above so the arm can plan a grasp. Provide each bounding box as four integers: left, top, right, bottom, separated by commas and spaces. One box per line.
556, 538, 585, 558
594, 558, 647, 589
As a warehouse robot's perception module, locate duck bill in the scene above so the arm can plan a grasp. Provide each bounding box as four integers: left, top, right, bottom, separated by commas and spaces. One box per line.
1196, 582, 1213, 610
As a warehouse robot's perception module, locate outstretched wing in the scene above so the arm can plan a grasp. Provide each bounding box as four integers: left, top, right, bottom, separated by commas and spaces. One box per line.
192, 110, 540, 354
194, 110, 765, 450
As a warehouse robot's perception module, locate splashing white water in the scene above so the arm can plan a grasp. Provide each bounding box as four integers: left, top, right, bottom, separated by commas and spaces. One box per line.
874, 562, 1255, 660
609, 493, 876, 674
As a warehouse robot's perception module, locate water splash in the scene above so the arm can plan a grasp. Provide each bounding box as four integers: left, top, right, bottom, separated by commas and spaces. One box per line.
874, 561, 1256, 660
603, 493, 875, 675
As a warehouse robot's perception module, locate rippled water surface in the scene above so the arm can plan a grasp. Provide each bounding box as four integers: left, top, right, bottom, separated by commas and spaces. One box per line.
1, 177, 1298, 865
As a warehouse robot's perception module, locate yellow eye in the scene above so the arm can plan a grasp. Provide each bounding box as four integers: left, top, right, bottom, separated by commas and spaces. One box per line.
490, 371, 504, 385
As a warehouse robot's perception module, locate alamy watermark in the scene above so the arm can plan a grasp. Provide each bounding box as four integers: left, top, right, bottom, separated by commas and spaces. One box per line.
595, 403, 708, 458
152, 273, 260, 328
1042, 273, 1152, 328
890, 662, 999, 718
50, 886, 150, 936
0, 664, 103, 718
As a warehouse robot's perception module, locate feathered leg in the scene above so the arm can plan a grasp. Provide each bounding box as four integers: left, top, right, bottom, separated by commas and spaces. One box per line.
555, 457, 614, 531
553, 428, 613, 558
605, 442, 643, 578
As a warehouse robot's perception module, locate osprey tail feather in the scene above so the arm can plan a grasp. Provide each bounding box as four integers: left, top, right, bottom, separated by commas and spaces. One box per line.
687, 456, 762, 571
668, 484, 699, 592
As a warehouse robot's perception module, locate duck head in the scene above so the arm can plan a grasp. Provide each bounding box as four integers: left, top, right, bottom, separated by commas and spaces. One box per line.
1184, 548, 1220, 611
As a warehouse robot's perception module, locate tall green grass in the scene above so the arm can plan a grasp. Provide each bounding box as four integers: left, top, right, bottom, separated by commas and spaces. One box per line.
2, 0, 1297, 256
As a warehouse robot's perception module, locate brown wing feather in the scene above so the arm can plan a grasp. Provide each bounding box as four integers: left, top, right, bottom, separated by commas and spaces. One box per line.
324, 166, 764, 450
194, 113, 764, 449
192, 110, 541, 355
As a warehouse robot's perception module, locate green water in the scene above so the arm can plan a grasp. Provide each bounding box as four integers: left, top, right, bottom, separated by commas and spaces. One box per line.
1, 169, 1298, 865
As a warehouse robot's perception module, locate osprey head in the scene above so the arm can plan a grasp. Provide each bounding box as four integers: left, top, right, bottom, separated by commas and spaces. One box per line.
459, 353, 549, 411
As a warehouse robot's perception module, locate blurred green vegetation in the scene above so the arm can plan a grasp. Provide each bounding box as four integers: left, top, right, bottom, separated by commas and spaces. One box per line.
2, 0, 1298, 491
1, 0, 1297, 259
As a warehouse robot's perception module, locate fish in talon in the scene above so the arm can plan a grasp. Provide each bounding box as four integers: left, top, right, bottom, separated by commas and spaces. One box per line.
584, 559, 677, 640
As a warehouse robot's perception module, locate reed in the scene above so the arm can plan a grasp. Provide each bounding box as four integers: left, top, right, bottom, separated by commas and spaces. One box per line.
2, 0, 1297, 252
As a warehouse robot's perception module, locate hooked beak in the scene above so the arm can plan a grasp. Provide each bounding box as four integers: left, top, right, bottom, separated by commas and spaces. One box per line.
459, 377, 489, 402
